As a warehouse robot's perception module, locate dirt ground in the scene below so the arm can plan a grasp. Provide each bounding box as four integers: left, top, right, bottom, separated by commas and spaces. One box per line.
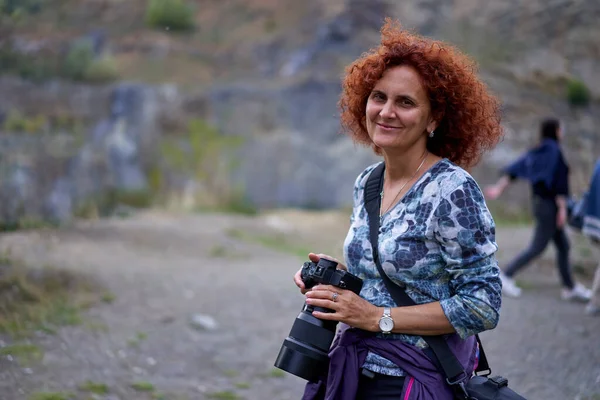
0, 209, 599, 400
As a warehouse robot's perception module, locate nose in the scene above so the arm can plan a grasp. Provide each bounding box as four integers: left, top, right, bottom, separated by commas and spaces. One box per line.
379, 101, 396, 119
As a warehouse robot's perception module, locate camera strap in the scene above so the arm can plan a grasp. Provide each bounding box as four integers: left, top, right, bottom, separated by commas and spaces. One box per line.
363, 162, 491, 393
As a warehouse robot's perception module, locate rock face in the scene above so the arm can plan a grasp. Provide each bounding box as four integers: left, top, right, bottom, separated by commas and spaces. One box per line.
0, 0, 599, 224
0, 80, 177, 225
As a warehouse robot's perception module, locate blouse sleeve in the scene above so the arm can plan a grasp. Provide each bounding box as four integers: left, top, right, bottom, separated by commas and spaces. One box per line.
433, 176, 502, 339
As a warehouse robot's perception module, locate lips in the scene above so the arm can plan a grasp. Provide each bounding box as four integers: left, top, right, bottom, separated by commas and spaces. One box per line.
376, 123, 401, 130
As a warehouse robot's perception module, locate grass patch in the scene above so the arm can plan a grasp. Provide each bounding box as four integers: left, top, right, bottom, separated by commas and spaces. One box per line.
127, 332, 148, 347
223, 369, 238, 377
259, 368, 286, 378
78, 381, 109, 394
206, 391, 241, 400
209, 245, 230, 258
0, 343, 43, 363
28, 392, 74, 400
513, 279, 535, 290
225, 228, 311, 259
84, 321, 109, 333
234, 382, 251, 389
131, 381, 155, 392
101, 292, 116, 304
0, 254, 104, 338
486, 203, 532, 227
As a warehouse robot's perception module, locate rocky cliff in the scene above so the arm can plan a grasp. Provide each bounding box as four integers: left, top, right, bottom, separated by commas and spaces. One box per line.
0, 0, 599, 225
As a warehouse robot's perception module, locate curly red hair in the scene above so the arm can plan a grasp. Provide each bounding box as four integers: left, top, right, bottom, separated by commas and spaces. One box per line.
339, 19, 503, 168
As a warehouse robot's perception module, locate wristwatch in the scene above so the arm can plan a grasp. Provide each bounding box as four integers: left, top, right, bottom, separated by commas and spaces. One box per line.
378, 307, 394, 334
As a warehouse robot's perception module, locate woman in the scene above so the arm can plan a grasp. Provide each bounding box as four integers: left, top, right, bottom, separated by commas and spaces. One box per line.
485, 118, 591, 301
294, 19, 503, 399
582, 158, 600, 315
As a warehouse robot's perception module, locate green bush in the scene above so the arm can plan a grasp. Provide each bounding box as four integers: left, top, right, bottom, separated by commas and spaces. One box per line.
84, 54, 119, 83
62, 40, 95, 81
0, 46, 56, 83
61, 40, 119, 83
566, 79, 591, 107
3, 110, 47, 133
145, 0, 195, 32
161, 119, 250, 212
0, 0, 43, 16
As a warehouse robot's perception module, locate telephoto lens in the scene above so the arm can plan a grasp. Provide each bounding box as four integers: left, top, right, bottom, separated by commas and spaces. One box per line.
274, 258, 363, 381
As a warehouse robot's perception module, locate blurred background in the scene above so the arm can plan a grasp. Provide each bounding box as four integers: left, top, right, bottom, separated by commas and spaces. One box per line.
0, 1, 599, 399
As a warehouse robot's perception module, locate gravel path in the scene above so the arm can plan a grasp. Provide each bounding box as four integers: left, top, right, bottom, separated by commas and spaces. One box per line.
0, 210, 598, 400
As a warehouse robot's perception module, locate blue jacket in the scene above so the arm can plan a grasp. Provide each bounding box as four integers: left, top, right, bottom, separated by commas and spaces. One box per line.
302, 324, 477, 400
504, 139, 569, 197
583, 159, 600, 240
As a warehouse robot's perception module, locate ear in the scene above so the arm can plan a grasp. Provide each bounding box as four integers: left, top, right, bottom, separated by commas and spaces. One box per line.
426, 119, 438, 135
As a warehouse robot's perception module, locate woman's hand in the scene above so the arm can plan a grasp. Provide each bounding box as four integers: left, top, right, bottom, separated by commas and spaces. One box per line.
293, 253, 347, 294
304, 284, 379, 332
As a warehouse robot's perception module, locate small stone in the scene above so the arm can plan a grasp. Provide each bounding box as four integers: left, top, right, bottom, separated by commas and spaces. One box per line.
23, 368, 33, 375
146, 357, 157, 366
132, 366, 145, 375
189, 314, 218, 331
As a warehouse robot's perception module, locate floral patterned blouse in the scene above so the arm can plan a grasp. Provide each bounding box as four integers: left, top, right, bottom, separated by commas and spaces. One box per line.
343, 159, 502, 376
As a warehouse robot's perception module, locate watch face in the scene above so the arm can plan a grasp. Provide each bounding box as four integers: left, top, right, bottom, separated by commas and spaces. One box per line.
379, 317, 394, 332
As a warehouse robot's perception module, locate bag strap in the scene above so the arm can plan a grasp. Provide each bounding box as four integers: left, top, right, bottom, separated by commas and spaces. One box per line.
364, 163, 490, 391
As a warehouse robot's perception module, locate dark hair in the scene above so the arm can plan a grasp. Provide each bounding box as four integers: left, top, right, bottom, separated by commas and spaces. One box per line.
540, 118, 561, 141
338, 19, 503, 168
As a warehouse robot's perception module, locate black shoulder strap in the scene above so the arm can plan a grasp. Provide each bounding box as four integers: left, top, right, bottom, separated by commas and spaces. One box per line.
363, 163, 490, 387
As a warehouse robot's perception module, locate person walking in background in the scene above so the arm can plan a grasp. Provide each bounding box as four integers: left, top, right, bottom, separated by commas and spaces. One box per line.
485, 118, 591, 301
582, 158, 600, 315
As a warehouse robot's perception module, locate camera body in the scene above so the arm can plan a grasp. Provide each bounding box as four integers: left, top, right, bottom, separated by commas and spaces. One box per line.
274, 258, 363, 382
300, 259, 363, 294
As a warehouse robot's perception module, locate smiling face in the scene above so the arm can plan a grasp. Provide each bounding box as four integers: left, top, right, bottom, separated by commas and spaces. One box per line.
365, 65, 437, 155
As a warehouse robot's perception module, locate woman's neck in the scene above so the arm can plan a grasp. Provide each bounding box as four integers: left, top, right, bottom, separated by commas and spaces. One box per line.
382, 147, 431, 183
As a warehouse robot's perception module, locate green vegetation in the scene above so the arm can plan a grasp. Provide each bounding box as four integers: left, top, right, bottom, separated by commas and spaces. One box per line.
566, 78, 591, 107
0, 0, 43, 17
3, 110, 48, 133
28, 392, 74, 400
63, 40, 118, 83
486, 203, 532, 227
161, 119, 256, 214
131, 381, 156, 392
0, 252, 103, 337
0, 342, 43, 363
145, 0, 195, 32
0, 39, 118, 83
226, 228, 312, 259
127, 331, 148, 347
78, 381, 109, 394
206, 391, 241, 400
234, 382, 251, 389
73, 189, 154, 220
266, 368, 285, 378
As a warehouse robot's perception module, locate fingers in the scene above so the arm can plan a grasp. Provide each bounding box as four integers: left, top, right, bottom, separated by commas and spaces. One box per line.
306, 284, 342, 295
305, 285, 344, 309
308, 253, 347, 270
308, 253, 320, 262
294, 269, 308, 294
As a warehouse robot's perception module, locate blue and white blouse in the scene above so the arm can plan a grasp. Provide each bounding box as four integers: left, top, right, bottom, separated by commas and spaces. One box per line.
343, 159, 502, 376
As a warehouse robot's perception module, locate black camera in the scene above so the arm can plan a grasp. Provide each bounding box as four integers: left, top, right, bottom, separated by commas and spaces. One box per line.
273, 258, 363, 382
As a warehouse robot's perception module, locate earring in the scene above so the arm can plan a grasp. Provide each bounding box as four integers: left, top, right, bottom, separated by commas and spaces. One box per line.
429, 130, 435, 138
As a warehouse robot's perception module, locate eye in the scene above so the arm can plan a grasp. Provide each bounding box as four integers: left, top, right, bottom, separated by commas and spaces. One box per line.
370, 91, 386, 102
398, 98, 414, 107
